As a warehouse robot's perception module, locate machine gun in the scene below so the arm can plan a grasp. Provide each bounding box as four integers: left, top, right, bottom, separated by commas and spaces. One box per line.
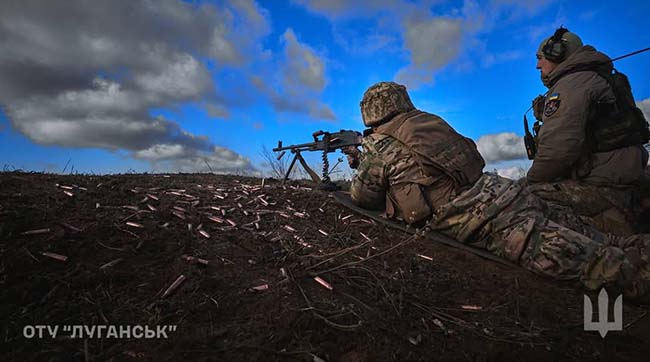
273, 129, 362, 190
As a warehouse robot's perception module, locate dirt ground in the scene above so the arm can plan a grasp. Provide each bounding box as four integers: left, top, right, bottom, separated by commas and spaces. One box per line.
1, 172, 649, 362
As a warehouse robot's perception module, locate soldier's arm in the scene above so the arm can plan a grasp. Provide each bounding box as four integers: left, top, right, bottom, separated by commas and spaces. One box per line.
527, 75, 591, 183
350, 136, 387, 211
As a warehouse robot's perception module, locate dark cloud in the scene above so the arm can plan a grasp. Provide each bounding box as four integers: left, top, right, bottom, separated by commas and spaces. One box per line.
0, 0, 269, 172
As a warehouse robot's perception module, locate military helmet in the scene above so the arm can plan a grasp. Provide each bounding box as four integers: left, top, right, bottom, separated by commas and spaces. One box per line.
537, 27, 583, 63
360, 81, 415, 127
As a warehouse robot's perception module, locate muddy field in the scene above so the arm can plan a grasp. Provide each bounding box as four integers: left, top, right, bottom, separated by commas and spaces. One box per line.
1, 172, 648, 361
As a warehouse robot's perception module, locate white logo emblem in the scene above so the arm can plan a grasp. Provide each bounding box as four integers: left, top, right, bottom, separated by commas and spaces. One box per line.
584, 288, 623, 338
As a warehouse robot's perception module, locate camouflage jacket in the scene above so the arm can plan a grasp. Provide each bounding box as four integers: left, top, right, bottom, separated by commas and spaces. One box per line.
350, 111, 483, 224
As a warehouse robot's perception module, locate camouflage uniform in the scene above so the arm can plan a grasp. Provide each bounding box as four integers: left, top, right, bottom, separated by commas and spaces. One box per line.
351, 81, 650, 302
352, 136, 650, 301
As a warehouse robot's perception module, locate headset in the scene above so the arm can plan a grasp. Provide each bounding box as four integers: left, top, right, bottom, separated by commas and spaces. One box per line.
541, 26, 570, 63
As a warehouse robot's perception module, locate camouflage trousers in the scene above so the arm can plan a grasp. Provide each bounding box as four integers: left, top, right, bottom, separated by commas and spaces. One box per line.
526, 180, 638, 236
428, 173, 650, 302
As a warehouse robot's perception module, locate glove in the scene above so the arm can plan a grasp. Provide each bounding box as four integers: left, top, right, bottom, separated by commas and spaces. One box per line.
342, 146, 361, 169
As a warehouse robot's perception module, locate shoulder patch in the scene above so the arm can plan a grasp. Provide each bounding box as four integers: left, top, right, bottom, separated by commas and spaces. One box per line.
543, 99, 560, 117
547, 93, 560, 101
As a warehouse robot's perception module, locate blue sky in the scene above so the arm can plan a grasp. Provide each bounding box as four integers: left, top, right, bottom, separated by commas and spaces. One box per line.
1, 0, 649, 178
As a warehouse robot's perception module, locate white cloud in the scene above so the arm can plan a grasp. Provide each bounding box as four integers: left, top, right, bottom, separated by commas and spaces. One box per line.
149, 146, 255, 174
404, 16, 462, 68
134, 144, 187, 161
476, 132, 527, 163
282, 29, 327, 92
294, 0, 555, 88
482, 50, 524, 68
395, 16, 463, 88
252, 29, 336, 120
291, 0, 402, 19
496, 166, 526, 180
204, 103, 230, 119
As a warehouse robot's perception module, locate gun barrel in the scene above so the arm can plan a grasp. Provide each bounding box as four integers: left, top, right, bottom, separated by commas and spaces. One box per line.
272, 141, 319, 152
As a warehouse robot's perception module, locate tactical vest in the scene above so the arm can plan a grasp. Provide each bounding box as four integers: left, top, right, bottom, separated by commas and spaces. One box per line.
375, 110, 485, 193
530, 67, 650, 156
587, 68, 650, 152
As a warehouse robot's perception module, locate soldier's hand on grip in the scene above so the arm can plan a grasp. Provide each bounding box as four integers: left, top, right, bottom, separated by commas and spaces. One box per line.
342, 146, 361, 169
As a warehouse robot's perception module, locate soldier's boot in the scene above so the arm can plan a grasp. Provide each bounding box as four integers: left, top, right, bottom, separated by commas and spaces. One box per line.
582, 234, 650, 303
520, 220, 650, 303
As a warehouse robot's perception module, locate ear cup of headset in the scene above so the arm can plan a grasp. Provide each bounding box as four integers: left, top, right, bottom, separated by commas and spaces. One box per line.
542, 40, 566, 63
542, 27, 569, 63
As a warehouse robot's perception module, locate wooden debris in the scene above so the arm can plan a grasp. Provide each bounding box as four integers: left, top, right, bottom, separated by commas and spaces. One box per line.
226, 219, 237, 227
173, 206, 187, 213
99, 258, 123, 269
318, 229, 329, 236
41, 252, 68, 262
341, 214, 353, 221
172, 211, 186, 220
313, 276, 333, 290
162, 275, 186, 298
63, 191, 74, 197
126, 221, 144, 228
147, 204, 157, 211
198, 230, 211, 239
146, 193, 159, 201
21, 228, 51, 236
